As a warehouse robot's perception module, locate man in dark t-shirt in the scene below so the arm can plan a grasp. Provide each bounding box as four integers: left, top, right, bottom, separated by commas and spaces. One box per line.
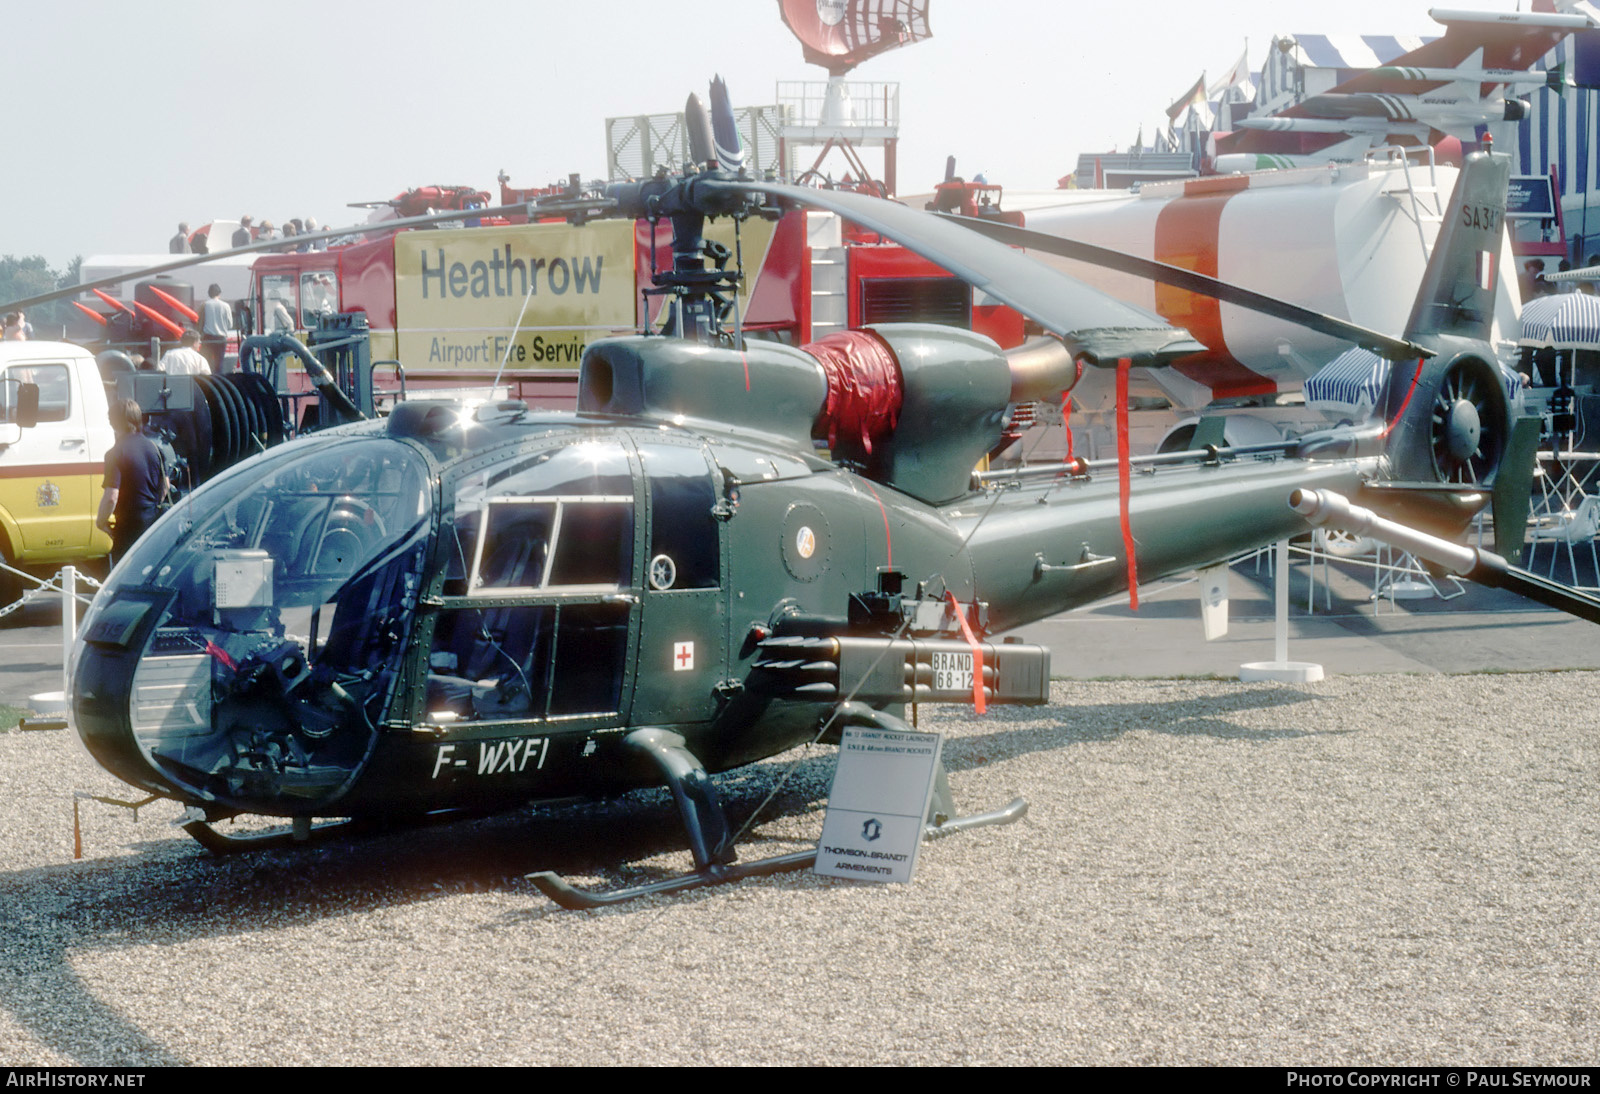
97, 400, 168, 565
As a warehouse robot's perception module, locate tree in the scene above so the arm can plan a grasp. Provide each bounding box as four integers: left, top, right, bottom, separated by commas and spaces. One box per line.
0, 254, 84, 338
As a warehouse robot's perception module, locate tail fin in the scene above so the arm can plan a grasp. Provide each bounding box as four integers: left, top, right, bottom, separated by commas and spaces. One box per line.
1383, 151, 1519, 487
1402, 150, 1510, 344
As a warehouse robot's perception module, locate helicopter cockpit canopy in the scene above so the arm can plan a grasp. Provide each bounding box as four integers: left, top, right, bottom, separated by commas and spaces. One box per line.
75, 436, 433, 812
72, 423, 731, 816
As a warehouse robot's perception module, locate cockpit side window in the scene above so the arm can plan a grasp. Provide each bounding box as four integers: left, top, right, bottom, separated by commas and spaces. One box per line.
547, 502, 631, 586
639, 443, 719, 590
456, 441, 635, 593
468, 497, 631, 591
475, 501, 554, 589
485, 441, 632, 496
427, 438, 637, 725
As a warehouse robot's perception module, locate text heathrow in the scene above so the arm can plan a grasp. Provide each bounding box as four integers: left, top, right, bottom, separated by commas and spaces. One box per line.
419, 247, 604, 300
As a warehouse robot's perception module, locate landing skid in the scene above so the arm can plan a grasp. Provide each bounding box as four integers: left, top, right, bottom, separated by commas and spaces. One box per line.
528, 849, 821, 909
180, 812, 358, 853
179, 804, 496, 852
528, 709, 1029, 910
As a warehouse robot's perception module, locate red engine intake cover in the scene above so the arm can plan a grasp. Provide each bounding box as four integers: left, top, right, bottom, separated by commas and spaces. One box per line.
804, 329, 903, 455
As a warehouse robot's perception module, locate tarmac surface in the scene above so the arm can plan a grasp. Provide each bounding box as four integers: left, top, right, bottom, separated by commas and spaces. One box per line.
1018, 545, 1600, 679
5, 545, 1597, 713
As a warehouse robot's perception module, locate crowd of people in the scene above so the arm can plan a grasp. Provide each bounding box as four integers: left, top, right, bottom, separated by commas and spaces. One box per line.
171, 214, 325, 254
1521, 256, 1600, 298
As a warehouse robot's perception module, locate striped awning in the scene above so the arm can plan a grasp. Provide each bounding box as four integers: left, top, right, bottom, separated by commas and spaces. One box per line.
1519, 294, 1568, 347
1305, 348, 1386, 416
1306, 348, 1526, 417
1288, 34, 1432, 70
1550, 293, 1600, 350
1519, 293, 1600, 349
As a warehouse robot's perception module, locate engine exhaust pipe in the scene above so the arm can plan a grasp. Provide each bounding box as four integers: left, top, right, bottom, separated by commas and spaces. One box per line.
1290, 487, 1600, 625
1004, 337, 1080, 403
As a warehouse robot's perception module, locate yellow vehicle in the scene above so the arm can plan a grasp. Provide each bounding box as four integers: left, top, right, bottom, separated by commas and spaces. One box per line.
0, 341, 114, 599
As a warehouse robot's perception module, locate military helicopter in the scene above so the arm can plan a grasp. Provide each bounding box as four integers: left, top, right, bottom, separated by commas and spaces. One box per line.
67, 86, 1527, 907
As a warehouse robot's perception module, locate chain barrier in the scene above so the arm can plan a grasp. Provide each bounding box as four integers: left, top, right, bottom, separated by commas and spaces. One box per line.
0, 563, 100, 622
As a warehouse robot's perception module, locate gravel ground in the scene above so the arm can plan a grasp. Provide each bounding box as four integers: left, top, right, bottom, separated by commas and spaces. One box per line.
1, 672, 1597, 1066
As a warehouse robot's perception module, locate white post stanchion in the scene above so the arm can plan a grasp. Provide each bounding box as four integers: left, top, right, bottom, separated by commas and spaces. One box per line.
61, 565, 76, 697
24, 567, 75, 725
1239, 539, 1324, 683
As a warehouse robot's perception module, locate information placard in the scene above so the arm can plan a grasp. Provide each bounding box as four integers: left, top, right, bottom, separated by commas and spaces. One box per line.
814, 725, 944, 884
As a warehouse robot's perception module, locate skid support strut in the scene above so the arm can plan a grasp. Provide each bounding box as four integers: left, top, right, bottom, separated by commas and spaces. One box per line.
528, 711, 1028, 910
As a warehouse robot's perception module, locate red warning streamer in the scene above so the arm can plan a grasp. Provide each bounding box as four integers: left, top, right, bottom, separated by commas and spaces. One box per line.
1117, 358, 1139, 610
1060, 389, 1075, 464
204, 639, 237, 671
944, 591, 987, 715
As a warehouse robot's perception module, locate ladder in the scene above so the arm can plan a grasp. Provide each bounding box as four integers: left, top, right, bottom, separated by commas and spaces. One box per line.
1381, 145, 1443, 262
807, 212, 848, 340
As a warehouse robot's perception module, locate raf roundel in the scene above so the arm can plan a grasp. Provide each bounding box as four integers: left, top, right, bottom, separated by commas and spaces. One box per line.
780, 501, 829, 581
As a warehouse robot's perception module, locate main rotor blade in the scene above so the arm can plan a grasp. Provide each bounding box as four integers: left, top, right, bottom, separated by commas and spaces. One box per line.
937, 213, 1435, 362
709, 179, 1205, 366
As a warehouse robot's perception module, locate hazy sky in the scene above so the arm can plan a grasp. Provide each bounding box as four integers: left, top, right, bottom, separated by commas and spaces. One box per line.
4, 0, 1504, 268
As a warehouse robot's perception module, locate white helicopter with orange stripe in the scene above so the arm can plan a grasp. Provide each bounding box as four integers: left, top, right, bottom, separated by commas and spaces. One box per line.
951, 155, 1523, 455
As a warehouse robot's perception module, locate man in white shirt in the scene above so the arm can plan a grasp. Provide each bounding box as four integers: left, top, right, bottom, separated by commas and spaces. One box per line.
200, 284, 234, 370
159, 329, 211, 375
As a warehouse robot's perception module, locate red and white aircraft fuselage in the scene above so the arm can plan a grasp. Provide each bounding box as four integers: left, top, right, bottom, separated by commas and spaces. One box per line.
1002, 159, 1520, 414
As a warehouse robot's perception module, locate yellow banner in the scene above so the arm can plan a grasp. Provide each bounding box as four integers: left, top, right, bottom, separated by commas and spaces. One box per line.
394, 220, 636, 370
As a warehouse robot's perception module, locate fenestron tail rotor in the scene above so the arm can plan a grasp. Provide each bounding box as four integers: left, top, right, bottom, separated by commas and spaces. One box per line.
1425, 354, 1510, 484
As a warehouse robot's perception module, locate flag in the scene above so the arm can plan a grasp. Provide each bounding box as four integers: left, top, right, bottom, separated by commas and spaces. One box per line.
1208, 47, 1255, 103
1476, 249, 1496, 292
1165, 74, 1206, 121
